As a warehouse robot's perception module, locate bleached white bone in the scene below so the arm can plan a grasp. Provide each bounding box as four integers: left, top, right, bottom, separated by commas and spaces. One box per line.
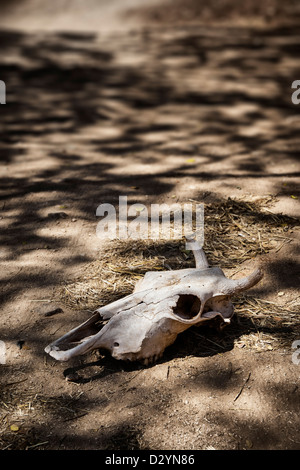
45, 239, 263, 364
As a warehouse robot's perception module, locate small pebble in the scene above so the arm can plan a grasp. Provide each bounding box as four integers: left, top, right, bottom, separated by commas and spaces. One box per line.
65, 372, 80, 383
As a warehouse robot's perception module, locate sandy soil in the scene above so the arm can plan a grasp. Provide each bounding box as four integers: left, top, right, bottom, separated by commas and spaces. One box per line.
0, 0, 299, 451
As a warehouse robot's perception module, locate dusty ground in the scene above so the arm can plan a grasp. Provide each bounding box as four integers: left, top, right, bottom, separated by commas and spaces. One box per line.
0, 0, 300, 451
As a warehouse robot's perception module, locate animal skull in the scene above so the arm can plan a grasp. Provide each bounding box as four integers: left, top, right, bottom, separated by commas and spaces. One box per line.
45, 239, 263, 364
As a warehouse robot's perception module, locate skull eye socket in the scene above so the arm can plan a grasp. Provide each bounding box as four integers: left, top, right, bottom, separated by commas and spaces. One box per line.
173, 294, 201, 320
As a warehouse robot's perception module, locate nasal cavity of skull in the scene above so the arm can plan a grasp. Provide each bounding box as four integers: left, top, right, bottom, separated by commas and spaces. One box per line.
173, 295, 201, 320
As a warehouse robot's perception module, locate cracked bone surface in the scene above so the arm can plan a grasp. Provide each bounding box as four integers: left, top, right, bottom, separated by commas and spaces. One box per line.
45, 239, 263, 365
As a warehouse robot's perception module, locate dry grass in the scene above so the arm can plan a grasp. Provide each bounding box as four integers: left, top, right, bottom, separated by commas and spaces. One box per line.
232, 294, 300, 350
57, 196, 298, 304
1, 197, 299, 449
54, 196, 299, 352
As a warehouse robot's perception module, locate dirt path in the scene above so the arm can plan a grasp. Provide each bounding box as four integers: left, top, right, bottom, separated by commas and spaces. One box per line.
0, 0, 163, 33
0, 0, 299, 450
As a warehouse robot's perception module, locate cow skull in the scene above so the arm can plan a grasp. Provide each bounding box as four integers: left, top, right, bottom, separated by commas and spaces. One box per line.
45, 239, 263, 364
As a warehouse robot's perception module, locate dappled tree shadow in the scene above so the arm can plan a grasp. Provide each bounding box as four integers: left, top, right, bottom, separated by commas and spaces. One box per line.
1, 24, 299, 272
1, 19, 300, 450
56, 311, 297, 386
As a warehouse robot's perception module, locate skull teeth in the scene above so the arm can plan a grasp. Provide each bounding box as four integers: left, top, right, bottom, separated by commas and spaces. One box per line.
142, 353, 162, 366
